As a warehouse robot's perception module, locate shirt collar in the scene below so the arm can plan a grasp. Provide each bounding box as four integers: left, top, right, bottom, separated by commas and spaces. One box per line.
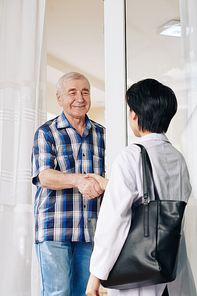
56, 112, 70, 128
56, 111, 93, 132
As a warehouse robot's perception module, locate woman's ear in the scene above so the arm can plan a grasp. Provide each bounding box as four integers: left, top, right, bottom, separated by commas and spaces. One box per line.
132, 111, 138, 120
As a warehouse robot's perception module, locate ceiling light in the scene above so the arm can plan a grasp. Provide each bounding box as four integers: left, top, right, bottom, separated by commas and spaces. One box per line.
157, 20, 181, 37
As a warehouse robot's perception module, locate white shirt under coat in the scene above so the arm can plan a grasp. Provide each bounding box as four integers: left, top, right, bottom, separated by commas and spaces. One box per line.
90, 133, 196, 296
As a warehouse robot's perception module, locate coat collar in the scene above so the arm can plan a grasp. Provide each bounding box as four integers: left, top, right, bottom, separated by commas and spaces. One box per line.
137, 133, 170, 144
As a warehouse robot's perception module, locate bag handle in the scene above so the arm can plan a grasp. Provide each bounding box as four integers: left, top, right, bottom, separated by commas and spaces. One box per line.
135, 144, 159, 237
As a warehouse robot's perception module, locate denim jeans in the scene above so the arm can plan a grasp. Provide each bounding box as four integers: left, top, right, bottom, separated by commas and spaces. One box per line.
35, 241, 92, 296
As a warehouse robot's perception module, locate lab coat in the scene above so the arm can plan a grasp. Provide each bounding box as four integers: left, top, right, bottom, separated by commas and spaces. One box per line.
90, 133, 196, 296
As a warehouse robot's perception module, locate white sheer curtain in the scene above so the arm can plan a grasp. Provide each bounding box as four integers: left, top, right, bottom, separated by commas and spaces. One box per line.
179, 0, 197, 288
0, 0, 46, 295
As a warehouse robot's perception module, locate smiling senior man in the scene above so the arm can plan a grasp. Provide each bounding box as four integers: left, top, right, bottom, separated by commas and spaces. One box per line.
31, 72, 105, 296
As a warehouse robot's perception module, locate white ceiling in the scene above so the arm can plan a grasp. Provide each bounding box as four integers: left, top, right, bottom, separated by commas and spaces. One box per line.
46, 0, 183, 114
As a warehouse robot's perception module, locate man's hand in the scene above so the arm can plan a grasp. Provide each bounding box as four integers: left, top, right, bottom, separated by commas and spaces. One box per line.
77, 174, 103, 200
84, 173, 108, 191
86, 274, 100, 296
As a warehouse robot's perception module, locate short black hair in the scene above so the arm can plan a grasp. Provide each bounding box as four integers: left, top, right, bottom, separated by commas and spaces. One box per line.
126, 78, 177, 133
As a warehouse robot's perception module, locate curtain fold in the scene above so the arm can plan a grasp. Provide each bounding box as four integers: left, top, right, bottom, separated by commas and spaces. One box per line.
179, 0, 197, 289
0, 0, 46, 295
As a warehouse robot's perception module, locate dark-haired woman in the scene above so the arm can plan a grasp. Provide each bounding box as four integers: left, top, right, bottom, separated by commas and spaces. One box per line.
86, 79, 196, 296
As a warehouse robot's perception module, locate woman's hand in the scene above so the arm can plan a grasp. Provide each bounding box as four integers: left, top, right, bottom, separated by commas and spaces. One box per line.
77, 174, 104, 199
84, 173, 108, 191
86, 274, 100, 296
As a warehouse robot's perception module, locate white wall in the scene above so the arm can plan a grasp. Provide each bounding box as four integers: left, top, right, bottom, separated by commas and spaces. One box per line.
88, 107, 105, 127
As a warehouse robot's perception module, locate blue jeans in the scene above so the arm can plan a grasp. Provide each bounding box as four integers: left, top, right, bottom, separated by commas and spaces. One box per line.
35, 241, 92, 296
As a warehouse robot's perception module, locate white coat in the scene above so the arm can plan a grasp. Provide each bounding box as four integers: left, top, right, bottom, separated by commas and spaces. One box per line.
90, 133, 196, 296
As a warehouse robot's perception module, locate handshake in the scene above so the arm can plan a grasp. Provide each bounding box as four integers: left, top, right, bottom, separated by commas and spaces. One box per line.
78, 173, 108, 200
85, 173, 108, 191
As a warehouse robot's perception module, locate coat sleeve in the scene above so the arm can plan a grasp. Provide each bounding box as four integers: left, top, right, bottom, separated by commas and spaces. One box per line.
89, 147, 141, 280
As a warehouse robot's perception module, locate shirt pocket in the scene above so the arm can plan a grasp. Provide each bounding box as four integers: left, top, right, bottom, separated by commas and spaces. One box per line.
93, 155, 103, 175
56, 151, 75, 173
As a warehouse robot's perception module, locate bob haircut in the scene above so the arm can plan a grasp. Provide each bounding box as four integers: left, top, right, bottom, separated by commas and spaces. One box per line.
56, 72, 90, 96
126, 78, 177, 133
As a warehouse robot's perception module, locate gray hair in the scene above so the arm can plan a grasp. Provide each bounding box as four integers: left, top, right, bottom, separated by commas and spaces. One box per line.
56, 72, 90, 96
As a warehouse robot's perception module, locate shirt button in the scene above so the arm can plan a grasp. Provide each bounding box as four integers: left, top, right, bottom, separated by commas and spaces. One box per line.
84, 171, 86, 174
84, 205, 86, 208
83, 153, 85, 157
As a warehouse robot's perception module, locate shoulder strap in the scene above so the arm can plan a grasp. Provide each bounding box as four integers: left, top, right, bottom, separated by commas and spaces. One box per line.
135, 144, 159, 201
135, 144, 160, 237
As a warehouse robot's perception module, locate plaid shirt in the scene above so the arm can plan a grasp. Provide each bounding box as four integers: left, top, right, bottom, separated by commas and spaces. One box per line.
31, 112, 105, 243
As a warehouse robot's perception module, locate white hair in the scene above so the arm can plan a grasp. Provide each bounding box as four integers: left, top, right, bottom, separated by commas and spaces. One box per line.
56, 72, 90, 96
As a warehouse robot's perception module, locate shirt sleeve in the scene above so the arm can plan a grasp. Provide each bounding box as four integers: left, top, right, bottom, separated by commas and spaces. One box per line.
31, 128, 57, 186
89, 147, 140, 280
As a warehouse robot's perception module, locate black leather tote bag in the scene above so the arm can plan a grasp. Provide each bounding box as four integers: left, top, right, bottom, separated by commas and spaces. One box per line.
101, 144, 186, 290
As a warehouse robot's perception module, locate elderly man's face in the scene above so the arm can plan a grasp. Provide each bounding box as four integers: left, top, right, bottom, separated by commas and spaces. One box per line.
57, 78, 91, 120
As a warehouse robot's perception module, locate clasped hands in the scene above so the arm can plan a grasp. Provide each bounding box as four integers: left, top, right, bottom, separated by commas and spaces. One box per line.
78, 173, 108, 200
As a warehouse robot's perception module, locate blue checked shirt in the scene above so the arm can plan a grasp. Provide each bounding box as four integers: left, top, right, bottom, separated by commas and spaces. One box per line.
31, 112, 105, 243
